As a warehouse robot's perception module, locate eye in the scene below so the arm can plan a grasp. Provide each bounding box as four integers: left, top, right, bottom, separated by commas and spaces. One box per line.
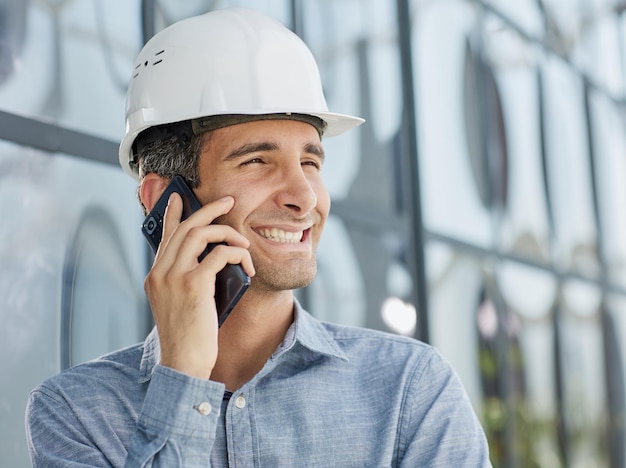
241, 157, 265, 166
302, 159, 321, 170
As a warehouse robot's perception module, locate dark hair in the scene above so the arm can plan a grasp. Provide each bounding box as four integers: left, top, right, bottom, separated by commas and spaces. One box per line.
134, 128, 205, 214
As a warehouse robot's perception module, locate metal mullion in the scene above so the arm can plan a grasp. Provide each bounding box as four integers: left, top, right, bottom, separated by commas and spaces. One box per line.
0, 109, 119, 166
397, 0, 429, 343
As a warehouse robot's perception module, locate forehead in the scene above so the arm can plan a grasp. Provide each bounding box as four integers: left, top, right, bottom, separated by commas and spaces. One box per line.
200, 119, 323, 156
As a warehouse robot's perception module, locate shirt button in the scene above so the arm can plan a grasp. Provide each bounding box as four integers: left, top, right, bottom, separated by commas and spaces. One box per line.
195, 402, 212, 416
235, 395, 246, 409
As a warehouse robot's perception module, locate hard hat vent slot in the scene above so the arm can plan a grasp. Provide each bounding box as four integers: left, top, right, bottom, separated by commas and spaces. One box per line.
132, 62, 141, 79
132, 50, 166, 79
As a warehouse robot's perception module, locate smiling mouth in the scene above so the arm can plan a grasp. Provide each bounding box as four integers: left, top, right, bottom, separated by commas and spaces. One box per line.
256, 227, 305, 243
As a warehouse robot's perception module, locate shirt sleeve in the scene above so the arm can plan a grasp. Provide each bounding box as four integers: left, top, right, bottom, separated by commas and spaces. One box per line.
398, 349, 492, 467
26, 365, 225, 467
125, 365, 225, 467
26, 385, 117, 467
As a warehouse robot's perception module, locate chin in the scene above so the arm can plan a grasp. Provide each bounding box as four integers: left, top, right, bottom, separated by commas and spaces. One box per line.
253, 262, 317, 292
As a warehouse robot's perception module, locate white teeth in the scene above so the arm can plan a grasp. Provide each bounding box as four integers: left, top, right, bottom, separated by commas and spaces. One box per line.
258, 227, 304, 243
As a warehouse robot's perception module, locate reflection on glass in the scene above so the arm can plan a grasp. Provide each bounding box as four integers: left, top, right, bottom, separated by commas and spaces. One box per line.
569, 3, 624, 95
481, 0, 544, 37
381, 297, 416, 336
0, 144, 147, 467
604, 295, 626, 467
542, 57, 600, 276
463, 27, 509, 217
413, 1, 493, 245
307, 215, 366, 327
559, 280, 607, 467
481, 16, 552, 265
588, 90, 626, 287
497, 261, 561, 467
62, 207, 149, 369
426, 242, 483, 406
0, 1, 137, 140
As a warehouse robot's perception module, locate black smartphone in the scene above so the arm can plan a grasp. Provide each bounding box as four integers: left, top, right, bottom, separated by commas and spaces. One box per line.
141, 175, 251, 326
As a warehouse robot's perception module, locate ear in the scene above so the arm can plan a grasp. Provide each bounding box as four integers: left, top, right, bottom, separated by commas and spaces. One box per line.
140, 173, 170, 212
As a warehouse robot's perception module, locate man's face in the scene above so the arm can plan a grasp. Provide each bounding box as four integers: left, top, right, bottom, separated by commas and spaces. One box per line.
195, 119, 330, 292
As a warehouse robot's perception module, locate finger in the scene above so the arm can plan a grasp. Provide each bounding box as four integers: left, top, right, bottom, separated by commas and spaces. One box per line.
185, 195, 235, 227
171, 224, 249, 268
157, 195, 237, 265
194, 244, 256, 279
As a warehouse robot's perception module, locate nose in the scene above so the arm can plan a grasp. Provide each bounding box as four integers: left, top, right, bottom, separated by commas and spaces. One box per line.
275, 163, 318, 215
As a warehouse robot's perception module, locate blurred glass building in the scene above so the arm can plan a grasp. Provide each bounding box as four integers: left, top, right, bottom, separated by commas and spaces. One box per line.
2, 0, 626, 466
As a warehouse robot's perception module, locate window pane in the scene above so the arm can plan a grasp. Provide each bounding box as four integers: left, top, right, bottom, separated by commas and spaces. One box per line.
542, 57, 600, 275
412, 0, 493, 246
0, 1, 137, 140
481, 14, 552, 264
498, 261, 562, 466
559, 280, 607, 466
0, 142, 147, 466
426, 242, 484, 406
588, 90, 626, 287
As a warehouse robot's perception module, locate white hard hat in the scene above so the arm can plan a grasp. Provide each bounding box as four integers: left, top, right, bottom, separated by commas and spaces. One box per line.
118, 7, 364, 179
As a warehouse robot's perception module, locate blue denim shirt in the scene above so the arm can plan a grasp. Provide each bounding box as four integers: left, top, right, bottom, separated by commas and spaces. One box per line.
26, 302, 491, 467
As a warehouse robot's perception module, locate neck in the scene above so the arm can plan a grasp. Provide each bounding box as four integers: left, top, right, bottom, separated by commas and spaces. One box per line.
210, 290, 295, 391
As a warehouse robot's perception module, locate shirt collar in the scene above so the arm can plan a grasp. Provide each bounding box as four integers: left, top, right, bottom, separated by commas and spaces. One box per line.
138, 299, 348, 383
289, 299, 348, 362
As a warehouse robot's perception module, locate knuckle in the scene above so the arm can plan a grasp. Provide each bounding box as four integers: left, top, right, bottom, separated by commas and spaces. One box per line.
144, 272, 160, 293
187, 225, 207, 242
211, 243, 228, 256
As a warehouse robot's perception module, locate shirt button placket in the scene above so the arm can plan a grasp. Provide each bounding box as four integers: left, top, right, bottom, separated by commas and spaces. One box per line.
235, 395, 246, 409
228, 393, 253, 465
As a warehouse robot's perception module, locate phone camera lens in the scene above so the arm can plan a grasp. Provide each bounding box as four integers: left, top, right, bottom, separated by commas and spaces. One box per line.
145, 217, 158, 235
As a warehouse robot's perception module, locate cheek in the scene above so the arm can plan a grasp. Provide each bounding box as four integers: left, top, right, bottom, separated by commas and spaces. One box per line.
197, 175, 245, 204
214, 195, 250, 227
315, 182, 331, 217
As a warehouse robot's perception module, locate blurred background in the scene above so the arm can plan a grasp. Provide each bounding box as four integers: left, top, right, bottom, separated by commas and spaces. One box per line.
2, 0, 626, 466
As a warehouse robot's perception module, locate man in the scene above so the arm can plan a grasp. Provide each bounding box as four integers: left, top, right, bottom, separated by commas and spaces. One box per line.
26, 8, 491, 467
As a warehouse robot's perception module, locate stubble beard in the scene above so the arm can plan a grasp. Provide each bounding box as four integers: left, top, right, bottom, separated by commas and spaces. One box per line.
249, 255, 318, 292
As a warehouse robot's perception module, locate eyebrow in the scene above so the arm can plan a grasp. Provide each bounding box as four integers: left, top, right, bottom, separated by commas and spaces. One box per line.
225, 141, 325, 161
305, 142, 325, 161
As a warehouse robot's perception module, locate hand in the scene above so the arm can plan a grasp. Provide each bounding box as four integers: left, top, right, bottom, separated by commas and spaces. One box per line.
144, 193, 255, 379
